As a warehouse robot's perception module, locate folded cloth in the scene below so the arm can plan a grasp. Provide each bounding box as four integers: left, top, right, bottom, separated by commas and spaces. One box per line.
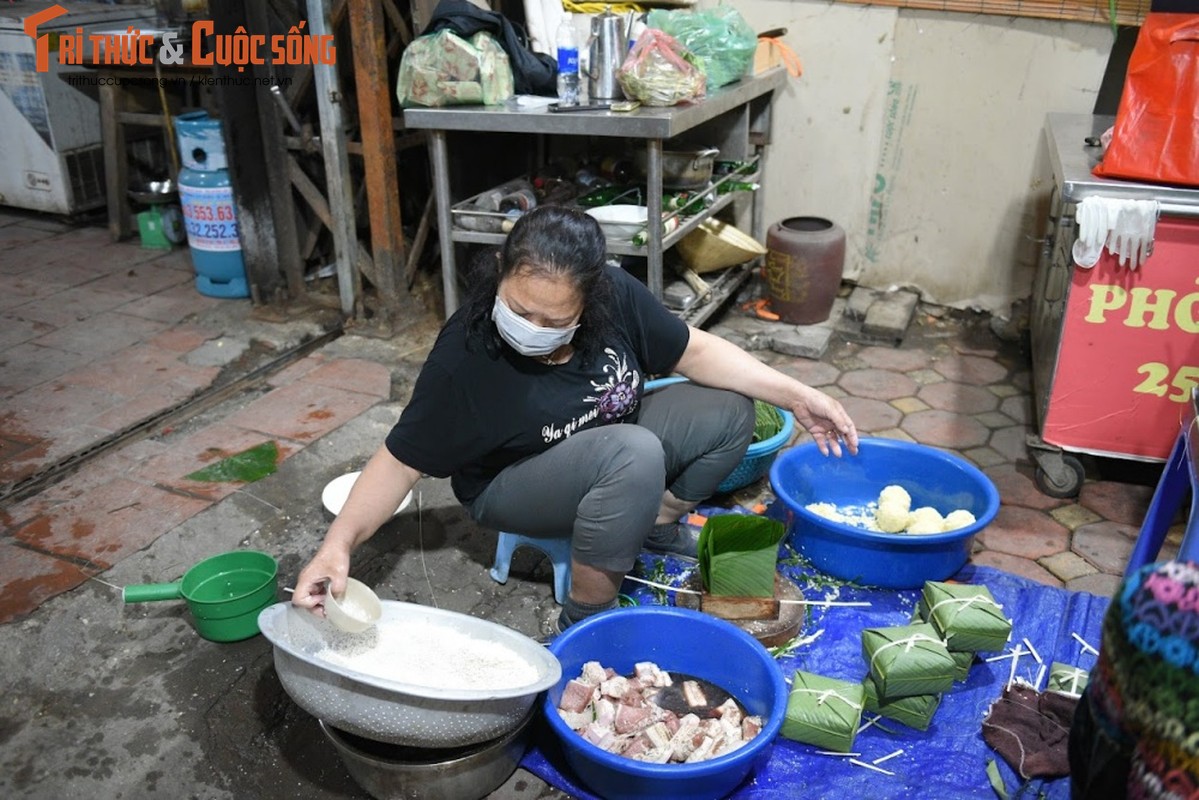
983, 684, 1077, 780
780, 670, 865, 753
1072, 196, 1160, 270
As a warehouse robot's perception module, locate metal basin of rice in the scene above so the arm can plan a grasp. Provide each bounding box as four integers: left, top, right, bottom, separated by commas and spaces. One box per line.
258, 601, 561, 748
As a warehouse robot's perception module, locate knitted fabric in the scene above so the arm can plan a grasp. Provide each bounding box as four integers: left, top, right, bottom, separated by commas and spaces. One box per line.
1071, 560, 1199, 799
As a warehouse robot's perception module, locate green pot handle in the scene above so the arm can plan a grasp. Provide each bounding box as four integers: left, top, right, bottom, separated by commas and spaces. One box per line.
123, 581, 184, 603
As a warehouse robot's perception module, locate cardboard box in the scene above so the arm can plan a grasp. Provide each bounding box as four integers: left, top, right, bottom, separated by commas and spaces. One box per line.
754, 38, 782, 74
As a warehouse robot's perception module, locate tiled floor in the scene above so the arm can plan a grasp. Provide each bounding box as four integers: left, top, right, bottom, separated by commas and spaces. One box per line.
0, 207, 1181, 624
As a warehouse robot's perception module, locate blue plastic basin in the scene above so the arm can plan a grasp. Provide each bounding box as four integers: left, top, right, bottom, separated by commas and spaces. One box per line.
544, 606, 787, 800
769, 437, 1001, 589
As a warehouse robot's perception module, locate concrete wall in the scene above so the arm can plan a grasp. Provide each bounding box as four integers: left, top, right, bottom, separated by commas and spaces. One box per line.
723, 1, 1114, 313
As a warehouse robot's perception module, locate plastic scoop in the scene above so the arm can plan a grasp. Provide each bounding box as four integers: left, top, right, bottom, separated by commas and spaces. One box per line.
324, 577, 382, 633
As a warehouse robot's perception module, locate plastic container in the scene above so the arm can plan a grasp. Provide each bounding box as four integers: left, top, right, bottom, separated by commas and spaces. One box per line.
555, 18, 580, 106
175, 111, 249, 299
324, 577, 382, 634
544, 606, 787, 800
123, 550, 278, 642
769, 438, 1001, 589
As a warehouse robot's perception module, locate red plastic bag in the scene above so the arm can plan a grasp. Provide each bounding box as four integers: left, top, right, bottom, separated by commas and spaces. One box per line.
1092, 13, 1199, 187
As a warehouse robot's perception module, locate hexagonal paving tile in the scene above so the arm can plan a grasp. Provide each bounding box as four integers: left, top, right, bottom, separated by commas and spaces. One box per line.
838, 368, 918, 401
1078, 480, 1155, 527
984, 464, 1071, 511
988, 425, 1032, 463
840, 396, 903, 433
1072, 520, 1139, 574
976, 506, 1070, 560
856, 345, 932, 373
778, 359, 842, 388
998, 394, 1031, 425
917, 381, 999, 415
901, 409, 990, 449
931, 354, 1009, 386
967, 550, 1063, 588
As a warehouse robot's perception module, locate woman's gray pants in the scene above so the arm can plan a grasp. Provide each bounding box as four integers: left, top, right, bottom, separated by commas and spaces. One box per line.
468, 383, 755, 573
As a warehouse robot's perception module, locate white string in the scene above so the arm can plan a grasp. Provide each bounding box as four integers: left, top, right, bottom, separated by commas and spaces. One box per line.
417, 490, 438, 608
867, 633, 945, 671
791, 687, 863, 711
1022, 637, 1043, 664
873, 749, 904, 765
849, 758, 895, 776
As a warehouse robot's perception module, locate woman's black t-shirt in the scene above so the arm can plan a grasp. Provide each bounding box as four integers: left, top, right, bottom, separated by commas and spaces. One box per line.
384, 266, 690, 503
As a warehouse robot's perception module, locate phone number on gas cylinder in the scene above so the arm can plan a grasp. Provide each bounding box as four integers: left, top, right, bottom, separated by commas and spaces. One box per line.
185, 220, 239, 240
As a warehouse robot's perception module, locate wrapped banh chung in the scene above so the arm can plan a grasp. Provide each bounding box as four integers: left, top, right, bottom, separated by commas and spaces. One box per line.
780, 670, 865, 753
861, 622, 955, 699
921, 581, 1011, 653
1046, 661, 1089, 697
862, 673, 942, 731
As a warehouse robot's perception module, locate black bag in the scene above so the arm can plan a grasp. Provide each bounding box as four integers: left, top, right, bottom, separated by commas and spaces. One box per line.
423, 0, 557, 96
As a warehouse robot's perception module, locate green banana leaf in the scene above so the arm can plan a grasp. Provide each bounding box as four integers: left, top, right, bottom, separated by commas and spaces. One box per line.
698, 514, 786, 597
753, 400, 784, 443
185, 440, 279, 483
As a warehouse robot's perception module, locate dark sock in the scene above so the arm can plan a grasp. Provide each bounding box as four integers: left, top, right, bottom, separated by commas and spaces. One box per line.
558, 597, 617, 630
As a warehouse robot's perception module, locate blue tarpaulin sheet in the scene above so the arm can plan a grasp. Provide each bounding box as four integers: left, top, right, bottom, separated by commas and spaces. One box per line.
520, 547, 1110, 799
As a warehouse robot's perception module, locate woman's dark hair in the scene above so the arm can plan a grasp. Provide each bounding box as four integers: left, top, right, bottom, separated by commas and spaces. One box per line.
462, 205, 616, 363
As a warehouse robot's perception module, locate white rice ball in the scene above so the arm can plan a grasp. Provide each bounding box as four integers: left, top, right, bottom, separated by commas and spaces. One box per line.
942, 509, 977, 532
906, 506, 945, 534
874, 484, 913, 533
878, 484, 912, 512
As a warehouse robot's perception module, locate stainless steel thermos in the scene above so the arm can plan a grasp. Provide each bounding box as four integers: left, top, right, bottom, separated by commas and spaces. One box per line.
588, 7, 626, 101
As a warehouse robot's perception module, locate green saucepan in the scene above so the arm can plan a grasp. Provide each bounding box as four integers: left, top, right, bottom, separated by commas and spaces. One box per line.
123, 550, 278, 642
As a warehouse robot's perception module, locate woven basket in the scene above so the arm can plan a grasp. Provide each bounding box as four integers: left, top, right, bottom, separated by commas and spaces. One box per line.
644, 377, 795, 493
675, 219, 767, 274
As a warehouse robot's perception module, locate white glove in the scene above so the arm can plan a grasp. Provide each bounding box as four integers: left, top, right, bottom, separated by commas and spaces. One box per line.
1072, 197, 1107, 269
1107, 200, 1158, 270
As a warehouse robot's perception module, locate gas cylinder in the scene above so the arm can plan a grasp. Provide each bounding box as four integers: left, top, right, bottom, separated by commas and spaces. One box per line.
175, 111, 249, 298
764, 217, 846, 324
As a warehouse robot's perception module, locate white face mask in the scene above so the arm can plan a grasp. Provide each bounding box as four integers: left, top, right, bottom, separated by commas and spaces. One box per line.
491, 296, 579, 357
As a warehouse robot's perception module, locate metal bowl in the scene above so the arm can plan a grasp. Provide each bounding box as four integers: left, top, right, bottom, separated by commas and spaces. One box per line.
128, 179, 177, 205
258, 601, 560, 747
319, 704, 534, 800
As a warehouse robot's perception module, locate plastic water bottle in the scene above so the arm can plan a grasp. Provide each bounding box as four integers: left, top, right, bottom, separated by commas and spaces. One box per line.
555, 18, 580, 106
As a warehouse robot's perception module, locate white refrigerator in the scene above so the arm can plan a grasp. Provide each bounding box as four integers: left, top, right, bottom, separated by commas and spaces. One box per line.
0, 1, 156, 215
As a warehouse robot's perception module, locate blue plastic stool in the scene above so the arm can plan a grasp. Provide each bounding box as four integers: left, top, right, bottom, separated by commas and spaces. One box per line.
489, 531, 572, 604
1125, 393, 1199, 577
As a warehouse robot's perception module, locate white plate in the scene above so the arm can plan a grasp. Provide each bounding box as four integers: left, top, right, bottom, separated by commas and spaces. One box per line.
321, 471, 413, 517
585, 205, 649, 239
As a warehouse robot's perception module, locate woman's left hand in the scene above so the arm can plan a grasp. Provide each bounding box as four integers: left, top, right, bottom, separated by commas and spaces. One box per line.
791, 385, 859, 457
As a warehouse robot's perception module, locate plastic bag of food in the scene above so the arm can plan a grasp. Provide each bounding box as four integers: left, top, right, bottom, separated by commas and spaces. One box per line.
617, 28, 705, 107
396, 29, 514, 108
647, 6, 757, 89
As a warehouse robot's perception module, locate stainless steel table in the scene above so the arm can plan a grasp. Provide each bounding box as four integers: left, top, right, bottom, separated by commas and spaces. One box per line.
403, 69, 787, 318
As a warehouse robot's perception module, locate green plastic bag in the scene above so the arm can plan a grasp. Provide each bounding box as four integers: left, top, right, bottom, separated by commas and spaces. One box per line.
647, 5, 757, 89
396, 29, 514, 108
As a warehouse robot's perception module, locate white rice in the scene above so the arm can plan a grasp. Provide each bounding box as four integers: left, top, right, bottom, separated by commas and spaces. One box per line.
316, 618, 540, 690
805, 501, 882, 531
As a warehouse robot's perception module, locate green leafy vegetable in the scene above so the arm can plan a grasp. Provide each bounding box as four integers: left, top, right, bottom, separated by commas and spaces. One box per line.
753, 400, 784, 443
185, 441, 279, 483
698, 515, 786, 597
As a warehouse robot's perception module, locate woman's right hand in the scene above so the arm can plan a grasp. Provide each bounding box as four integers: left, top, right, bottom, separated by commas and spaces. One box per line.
290, 445, 423, 618
291, 541, 351, 617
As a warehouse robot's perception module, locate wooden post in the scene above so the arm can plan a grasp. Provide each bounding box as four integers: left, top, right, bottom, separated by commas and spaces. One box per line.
306, 0, 362, 318
207, 0, 288, 304
350, 0, 414, 329
246, 1, 304, 302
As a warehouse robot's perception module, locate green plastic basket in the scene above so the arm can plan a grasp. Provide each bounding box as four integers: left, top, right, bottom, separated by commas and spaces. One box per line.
644, 377, 795, 493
